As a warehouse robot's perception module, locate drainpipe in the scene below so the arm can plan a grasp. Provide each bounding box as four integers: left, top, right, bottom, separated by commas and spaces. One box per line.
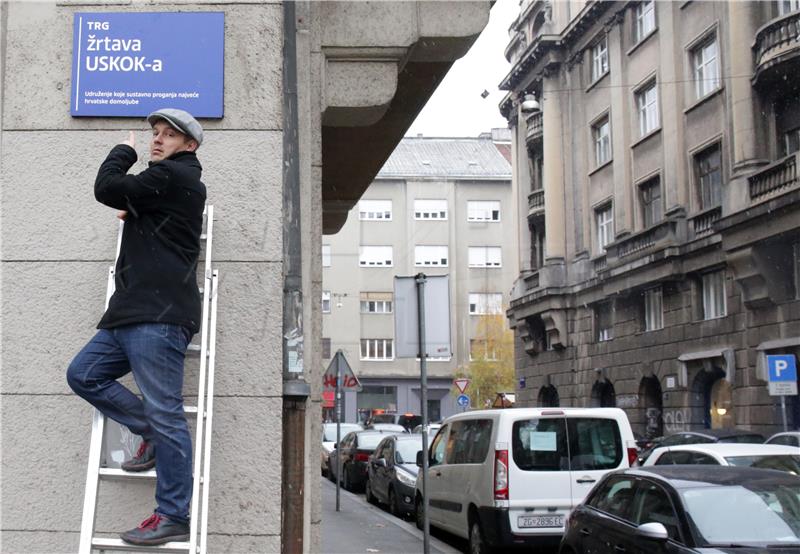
281, 1, 309, 553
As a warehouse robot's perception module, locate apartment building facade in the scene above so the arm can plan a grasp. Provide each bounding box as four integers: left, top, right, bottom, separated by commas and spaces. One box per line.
323, 131, 515, 423
501, 0, 800, 437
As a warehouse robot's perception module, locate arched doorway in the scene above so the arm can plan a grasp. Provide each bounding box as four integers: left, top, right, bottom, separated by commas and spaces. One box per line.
538, 385, 559, 407
691, 365, 727, 429
639, 376, 663, 438
709, 378, 733, 429
591, 379, 616, 407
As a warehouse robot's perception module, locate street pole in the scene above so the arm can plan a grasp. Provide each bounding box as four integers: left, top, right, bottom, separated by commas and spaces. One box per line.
781, 395, 788, 432
416, 273, 430, 554
336, 354, 342, 511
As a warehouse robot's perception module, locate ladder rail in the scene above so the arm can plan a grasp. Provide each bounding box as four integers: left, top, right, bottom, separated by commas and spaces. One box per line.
199, 271, 219, 554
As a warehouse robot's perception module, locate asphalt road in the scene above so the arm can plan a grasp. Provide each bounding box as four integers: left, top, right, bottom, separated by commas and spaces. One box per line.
320, 477, 560, 554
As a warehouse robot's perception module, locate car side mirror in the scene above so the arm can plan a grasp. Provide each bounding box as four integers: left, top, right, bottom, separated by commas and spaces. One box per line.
635, 522, 669, 541
377, 458, 387, 468
416, 450, 424, 467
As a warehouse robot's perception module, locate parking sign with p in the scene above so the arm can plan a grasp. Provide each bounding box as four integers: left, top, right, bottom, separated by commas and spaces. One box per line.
767, 355, 798, 396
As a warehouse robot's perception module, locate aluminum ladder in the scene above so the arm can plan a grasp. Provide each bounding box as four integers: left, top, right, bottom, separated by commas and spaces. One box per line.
78, 205, 219, 554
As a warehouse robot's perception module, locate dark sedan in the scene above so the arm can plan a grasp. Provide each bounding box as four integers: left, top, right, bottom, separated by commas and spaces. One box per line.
328, 430, 391, 492
560, 465, 800, 554
637, 428, 765, 465
365, 434, 423, 518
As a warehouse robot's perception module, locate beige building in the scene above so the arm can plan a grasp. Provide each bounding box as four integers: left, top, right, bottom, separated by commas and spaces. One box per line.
501, 0, 800, 437
1, 1, 491, 552
322, 131, 515, 422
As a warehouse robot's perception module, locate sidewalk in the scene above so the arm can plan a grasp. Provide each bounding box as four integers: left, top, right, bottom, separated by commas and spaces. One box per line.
320, 478, 462, 554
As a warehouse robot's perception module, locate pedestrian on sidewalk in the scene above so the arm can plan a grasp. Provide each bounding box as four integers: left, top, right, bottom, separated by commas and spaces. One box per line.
67, 108, 206, 546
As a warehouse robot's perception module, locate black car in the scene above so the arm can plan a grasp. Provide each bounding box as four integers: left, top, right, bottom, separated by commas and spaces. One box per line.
365, 434, 423, 518
560, 465, 800, 554
328, 430, 391, 492
637, 428, 765, 465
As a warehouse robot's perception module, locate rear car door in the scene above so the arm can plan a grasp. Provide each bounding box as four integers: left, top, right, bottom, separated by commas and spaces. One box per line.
568, 417, 625, 507
424, 424, 449, 529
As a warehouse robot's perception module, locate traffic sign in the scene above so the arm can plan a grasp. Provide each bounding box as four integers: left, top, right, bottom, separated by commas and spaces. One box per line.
323, 350, 362, 391
456, 394, 470, 408
454, 378, 471, 393
767, 355, 798, 396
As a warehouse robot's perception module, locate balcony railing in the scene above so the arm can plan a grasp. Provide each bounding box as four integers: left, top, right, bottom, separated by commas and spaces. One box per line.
605, 218, 684, 264
528, 188, 545, 216
688, 206, 722, 237
526, 111, 543, 143
753, 10, 800, 83
748, 152, 798, 202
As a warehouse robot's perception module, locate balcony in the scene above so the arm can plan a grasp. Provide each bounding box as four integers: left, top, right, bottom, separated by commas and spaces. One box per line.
525, 111, 543, 144
528, 188, 545, 218
688, 206, 722, 239
605, 217, 685, 266
753, 10, 800, 88
748, 152, 798, 203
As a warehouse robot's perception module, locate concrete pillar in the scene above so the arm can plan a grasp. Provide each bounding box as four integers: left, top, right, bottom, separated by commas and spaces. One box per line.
513, 111, 533, 272
543, 70, 566, 262
728, 1, 762, 173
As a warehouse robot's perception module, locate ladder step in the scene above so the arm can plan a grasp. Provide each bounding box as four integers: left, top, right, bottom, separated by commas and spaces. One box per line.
187, 344, 201, 352
99, 468, 156, 480
91, 537, 190, 552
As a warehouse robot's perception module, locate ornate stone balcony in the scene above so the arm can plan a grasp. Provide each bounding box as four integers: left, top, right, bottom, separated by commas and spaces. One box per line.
688, 206, 722, 239
605, 216, 685, 266
748, 152, 798, 203
528, 188, 545, 218
525, 111, 543, 144
753, 10, 800, 88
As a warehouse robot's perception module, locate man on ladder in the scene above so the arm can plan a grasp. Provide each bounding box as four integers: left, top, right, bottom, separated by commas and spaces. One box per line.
66, 108, 206, 546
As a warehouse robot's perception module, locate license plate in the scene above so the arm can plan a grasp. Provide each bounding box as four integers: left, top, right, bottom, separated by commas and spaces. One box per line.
517, 515, 564, 528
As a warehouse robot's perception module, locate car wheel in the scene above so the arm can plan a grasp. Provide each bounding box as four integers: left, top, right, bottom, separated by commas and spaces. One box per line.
469, 519, 493, 554
415, 496, 424, 530
388, 487, 399, 518
365, 480, 377, 505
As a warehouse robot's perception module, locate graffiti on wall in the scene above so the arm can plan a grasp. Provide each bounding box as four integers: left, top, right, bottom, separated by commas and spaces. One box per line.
663, 408, 688, 433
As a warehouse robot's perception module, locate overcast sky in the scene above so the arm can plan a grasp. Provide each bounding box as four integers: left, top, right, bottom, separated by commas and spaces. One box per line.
405, 0, 518, 138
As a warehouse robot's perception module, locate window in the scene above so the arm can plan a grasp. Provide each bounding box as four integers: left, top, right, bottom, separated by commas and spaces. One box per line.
640, 177, 662, 227
702, 270, 726, 319
596, 301, 614, 342
695, 143, 722, 210
360, 339, 394, 360
568, 418, 623, 470
468, 293, 503, 315
322, 245, 331, 267
636, 81, 659, 136
596, 205, 614, 252
590, 477, 636, 520
634, 0, 656, 43
321, 337, 331, 359
358, 199, 392, 221
593, 116, 611, 166
429, 424, 448, 466
360, 292, 393, 314
783, 126, 800, 157
446, 420, 494, 464
644, 287, 663, 331
592, 36, 609, 81
794, 242, 800, 299
468, 246, 502, 268
533, 228, 546, 269
692, 36, 719, 99
511, 417, 568, 472
414, 245, 448, 267
322, 291, 331, 313
778, 0, 800, 16
467, 200, 501, 222
359, 246, 393, 267
470, 339, 498, 361
633, 482, 682, 541
357, 385, 397, 413
414, 199, 448, 220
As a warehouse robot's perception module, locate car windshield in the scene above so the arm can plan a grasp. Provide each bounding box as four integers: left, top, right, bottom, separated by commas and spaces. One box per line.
358, 434, 387, 450
395, 438, 423, 464
725, 455, 800, 475
718, 434, 765, 444
681, 483, 800, 546
323, 424, 361, 442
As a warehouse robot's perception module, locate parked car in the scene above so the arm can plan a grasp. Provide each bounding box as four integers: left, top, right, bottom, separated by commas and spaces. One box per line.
766, 431, 800, 448
365, 423, 407, 434
412, 423, 442, 438
559, 465, 800, 553
414, 407, 637, 553
637, 428, 765, 465
321, 422, 362, 476
367, 412, 423, 431
328, 430, 391, 491
643, 443, 800, 474
365, 434, 423, 518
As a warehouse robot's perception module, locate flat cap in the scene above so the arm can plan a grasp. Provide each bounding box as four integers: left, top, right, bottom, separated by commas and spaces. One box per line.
147, 108, 204, 146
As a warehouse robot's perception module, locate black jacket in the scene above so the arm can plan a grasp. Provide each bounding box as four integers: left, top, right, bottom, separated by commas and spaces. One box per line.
94, 145, 206, 333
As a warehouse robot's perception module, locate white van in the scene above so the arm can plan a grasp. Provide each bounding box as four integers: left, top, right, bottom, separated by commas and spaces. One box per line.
414, 407, 637, 553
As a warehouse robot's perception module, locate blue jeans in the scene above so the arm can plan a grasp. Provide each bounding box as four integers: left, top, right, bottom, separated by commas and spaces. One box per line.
67, 323, 194, 522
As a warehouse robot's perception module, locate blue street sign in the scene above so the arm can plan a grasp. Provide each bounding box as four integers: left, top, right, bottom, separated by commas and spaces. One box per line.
456, 394, 470, 408
71, 12, 225, 117
767, 355, 798, 397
